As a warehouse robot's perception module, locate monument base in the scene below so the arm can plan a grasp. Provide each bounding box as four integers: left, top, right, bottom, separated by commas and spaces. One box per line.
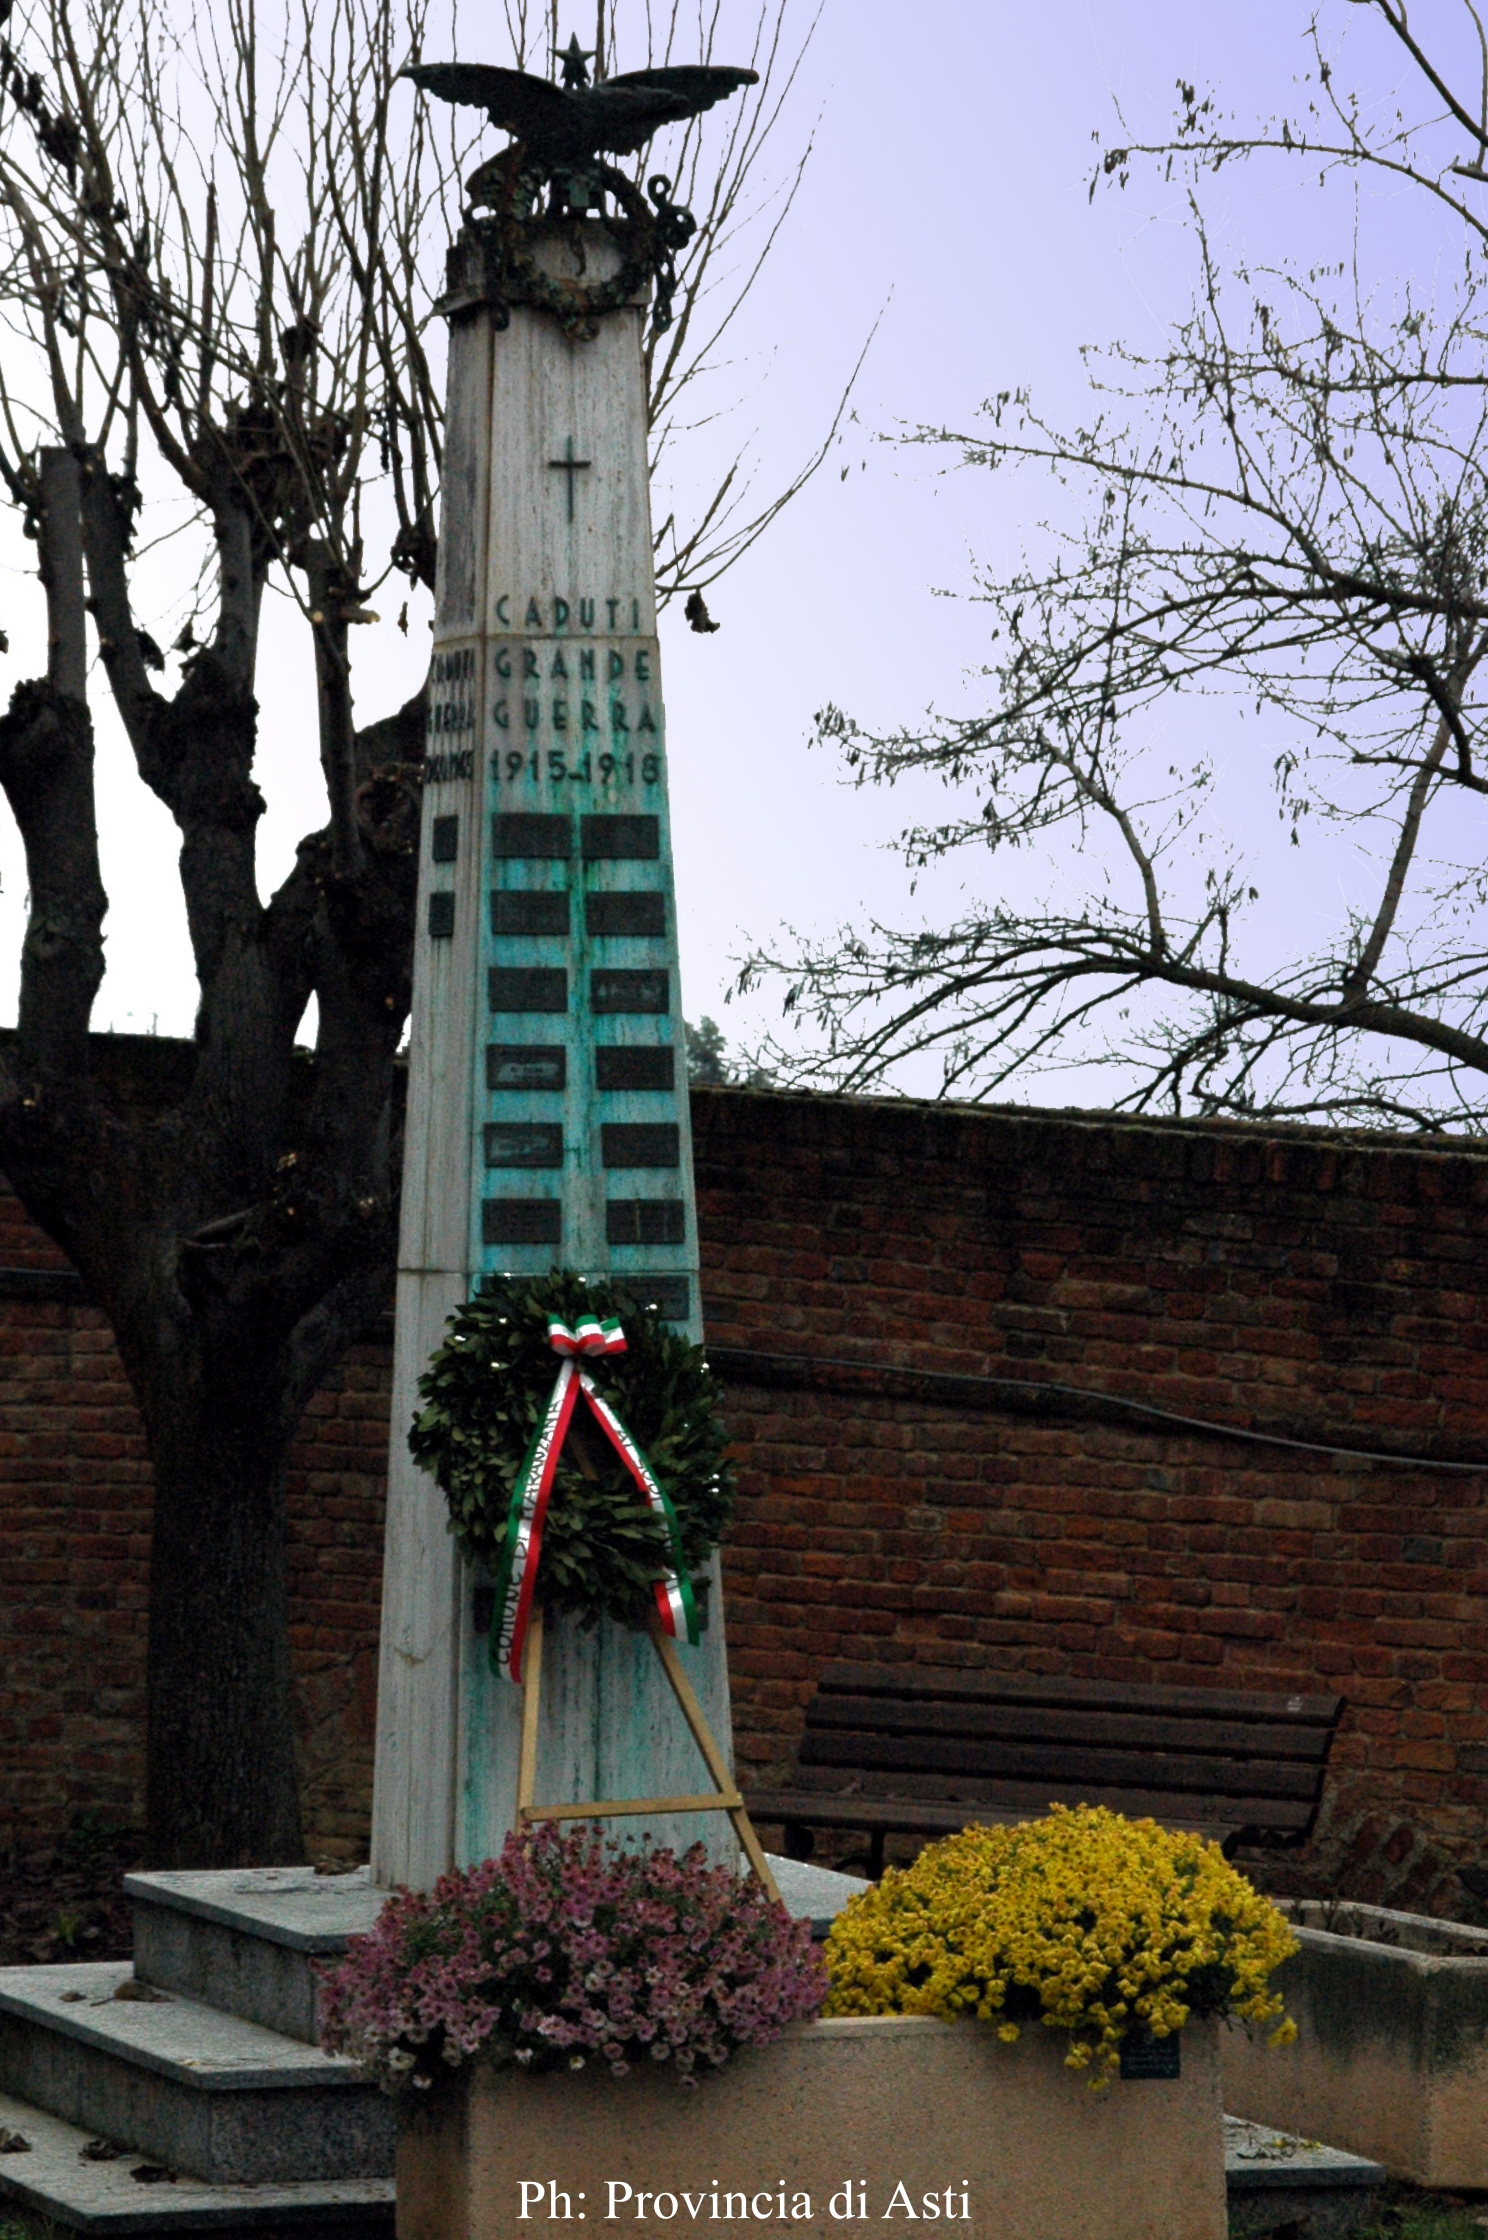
395, 2015, 1226, 2240
0, 1868, 394, 2234
0, 1857, 866, 2234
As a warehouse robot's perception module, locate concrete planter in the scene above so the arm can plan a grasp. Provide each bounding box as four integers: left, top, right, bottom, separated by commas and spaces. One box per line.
1222, 1901, 1488, 2187
396, 2014, 1224, 2240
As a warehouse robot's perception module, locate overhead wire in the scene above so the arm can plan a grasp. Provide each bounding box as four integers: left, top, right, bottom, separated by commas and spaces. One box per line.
706, 1347, 1488, 1475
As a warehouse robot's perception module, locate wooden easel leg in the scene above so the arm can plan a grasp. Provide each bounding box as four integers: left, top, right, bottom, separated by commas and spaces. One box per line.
514, 1610, 781, 1907
516, 1605, 545, 1820
648, 1620, 781, 1905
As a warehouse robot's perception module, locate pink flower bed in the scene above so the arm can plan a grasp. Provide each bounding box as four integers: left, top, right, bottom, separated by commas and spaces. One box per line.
319, 1826, 826, 2092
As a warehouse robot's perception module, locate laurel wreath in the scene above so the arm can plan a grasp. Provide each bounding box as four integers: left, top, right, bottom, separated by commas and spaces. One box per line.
464, 149, 698, 339
409, 1272, 735, 1634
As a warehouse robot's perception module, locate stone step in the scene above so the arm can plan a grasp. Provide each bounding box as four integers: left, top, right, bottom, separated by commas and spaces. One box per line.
1225, 2116, 1386, 2238
0, 2085, 393, 2236
0, 1961, 395, 2188
126, 1867, 385, 2043
761, 1855, 867, 1937
125, 1854, 865, 2054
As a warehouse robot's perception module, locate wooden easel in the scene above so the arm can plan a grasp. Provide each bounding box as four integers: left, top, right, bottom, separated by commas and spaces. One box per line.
514, 1606, 782, 1904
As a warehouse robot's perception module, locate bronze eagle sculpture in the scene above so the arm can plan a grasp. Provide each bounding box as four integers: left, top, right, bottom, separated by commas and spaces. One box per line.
402, 37, 759, 166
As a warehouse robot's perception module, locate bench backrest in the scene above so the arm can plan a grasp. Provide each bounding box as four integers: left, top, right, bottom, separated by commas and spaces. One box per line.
797, 1665, 1343, 1841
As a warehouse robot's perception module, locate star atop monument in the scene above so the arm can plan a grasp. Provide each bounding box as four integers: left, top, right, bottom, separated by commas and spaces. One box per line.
553, 35, 595, 89
402, 41, 759, 166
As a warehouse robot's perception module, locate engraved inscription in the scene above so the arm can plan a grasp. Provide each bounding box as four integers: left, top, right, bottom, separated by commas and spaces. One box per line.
485, 1123, 564, 1168
1119, 2038, 1182, 2082
623, 1274, 690, 1324
427, 644, 476, 748
582, 815, 660, 861
601, 1124, 680, 1169
491, 813, 573, 858
489, 639, 660, 779
492, 595, 644, 633
489, 968, 568, 1013
591, 969, 669, 1014
492, 891, 569, 936
483, 1198, 563, 1245
606, 1200, 686, 1246
488, 1045, 567, 1091
586, 892, 665, 938
494, 747, 661, 789
426, 749, 475, 785
595, 1047, 675, 1092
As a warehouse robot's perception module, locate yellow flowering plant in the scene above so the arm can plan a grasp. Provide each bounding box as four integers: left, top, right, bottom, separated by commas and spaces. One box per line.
823, 1805, 1298, 2086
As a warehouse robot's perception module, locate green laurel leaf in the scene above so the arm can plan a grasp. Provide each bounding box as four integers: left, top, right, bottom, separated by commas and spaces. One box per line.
408, 1271, 735, 1634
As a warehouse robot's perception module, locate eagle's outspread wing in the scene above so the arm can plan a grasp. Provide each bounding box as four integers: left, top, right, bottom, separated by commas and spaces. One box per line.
603, 64, 760, 115
402, 58, 759, 163
572, 84, 705, 157
401, 62, 569, 141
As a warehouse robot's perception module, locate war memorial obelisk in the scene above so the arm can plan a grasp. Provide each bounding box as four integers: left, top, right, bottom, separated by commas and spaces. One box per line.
371, 48, 756, 1892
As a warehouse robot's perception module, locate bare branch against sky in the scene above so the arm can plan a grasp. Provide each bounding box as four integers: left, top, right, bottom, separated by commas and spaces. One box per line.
0, 0, 823, 1860
738, 0, 1488, 1135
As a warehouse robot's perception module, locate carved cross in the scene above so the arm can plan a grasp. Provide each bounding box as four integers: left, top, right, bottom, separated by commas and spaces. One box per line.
547, 436, 592, 521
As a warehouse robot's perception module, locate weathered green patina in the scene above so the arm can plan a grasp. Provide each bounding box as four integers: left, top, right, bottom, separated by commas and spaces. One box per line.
371, 191, 736, 1890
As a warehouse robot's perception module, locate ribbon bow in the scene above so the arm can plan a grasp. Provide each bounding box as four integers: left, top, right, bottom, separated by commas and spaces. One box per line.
546, 1313, 627, 1360
490, 1313, 702, 1682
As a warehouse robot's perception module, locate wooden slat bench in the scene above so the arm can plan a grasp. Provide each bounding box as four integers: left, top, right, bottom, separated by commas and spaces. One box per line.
745, 1664, 1343, 1877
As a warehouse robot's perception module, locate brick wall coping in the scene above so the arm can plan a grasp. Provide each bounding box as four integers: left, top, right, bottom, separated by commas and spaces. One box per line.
691, 1080, 1488, 1170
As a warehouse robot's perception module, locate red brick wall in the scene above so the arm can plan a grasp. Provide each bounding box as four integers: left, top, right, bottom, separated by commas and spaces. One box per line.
286, 1340, 393, 1862
2, 1076, 1486, 1910
696, 1092, 1488, 1914
0, 1267, 388, 1862
0, 1179, 151, 1842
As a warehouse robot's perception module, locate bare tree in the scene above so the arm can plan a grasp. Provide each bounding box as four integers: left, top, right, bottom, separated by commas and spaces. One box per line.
0, 0, 822, 1864
740, 1, 1488, 1131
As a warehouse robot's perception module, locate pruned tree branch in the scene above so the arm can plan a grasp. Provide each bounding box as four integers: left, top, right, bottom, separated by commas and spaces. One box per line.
739, 0, 1488, 1131
0, 0, 820, 1861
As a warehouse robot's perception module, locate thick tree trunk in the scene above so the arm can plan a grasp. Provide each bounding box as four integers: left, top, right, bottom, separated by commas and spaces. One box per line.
144, 1392, 303, 1867
0, 456, 422, 1868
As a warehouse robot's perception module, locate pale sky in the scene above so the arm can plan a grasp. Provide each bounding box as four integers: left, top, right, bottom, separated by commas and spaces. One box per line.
0, 0, 1476, 1101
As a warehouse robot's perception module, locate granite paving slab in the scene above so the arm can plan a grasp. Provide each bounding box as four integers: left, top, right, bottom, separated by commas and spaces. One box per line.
1225, 2115, 1387, 2238
0, 1962, 368, 2088
763, 1854, 869, 1937
125, 1869, 386, 1956
0, 2086, 393, 2235
121, 1853, 864, 2066
130, 1856, 864, 1947
127, 1870, 385, 2041
0, 1962, 393, 2185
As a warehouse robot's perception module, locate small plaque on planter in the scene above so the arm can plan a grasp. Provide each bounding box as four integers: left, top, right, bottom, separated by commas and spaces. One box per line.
1119, 2033, 1181, 2081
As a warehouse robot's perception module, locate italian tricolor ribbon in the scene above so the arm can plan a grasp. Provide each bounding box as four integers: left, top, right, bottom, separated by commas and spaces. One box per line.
490, 1314, 702, 1682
